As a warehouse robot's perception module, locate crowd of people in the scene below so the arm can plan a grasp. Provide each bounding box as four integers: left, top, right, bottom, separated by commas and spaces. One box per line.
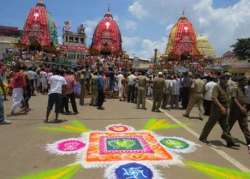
0, 56, 249, 153
147, 71, 250, 152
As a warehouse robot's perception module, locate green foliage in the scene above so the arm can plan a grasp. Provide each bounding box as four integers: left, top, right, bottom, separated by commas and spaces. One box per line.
232, 38, 250, 60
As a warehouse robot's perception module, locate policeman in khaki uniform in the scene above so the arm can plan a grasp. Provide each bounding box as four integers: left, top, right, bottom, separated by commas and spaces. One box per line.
227, 73, 238, 98
90, 72, 98, 106
152, 72, 165, 112
199, 74, 239, 147
228, 76, 250, 149
184, 74, 205, 120
137, 72, 147, 110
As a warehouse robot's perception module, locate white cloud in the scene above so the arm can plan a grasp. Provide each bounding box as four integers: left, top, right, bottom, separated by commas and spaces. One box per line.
128, 1, 148, 19
128, 0, 250, 56
83, 19, 99, 45
123, 36, 166, 59
166, 24, 174, 32
124, 20, 138, 31
58, 36, 63, 44
122, 36, 140, 50
113, 15, 119, 23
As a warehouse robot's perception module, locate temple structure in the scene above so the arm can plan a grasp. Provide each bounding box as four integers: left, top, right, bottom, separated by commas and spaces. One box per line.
21, 0, 58, 49
61, 23, 88, 62
90, 9, 122, 56
165, 14, 201, 60
0, 26, 22, 57
196, 35, 216, 58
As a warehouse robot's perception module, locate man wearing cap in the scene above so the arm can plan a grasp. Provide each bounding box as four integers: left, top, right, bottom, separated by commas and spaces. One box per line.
137, 72, 147, 110
199, 74, 238, 147
152, 72, 165, 112
228, 76, 250, 150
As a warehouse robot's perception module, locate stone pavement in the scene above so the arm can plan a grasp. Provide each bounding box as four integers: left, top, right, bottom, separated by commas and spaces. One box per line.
0, 94, 249, 179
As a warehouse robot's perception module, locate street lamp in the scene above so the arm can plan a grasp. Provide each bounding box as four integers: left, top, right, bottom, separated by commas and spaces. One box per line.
154, 49, 158, 65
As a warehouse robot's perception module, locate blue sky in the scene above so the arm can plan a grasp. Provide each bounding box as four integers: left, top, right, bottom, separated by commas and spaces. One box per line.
1, 0, 248, 58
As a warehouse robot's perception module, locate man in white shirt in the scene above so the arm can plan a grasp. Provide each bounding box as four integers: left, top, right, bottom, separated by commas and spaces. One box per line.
170, 76, 181, 109
127, 72, 136, 103
45, 69, 67, 123
204, 77, 217, 116
27, 67, 37, 96
117, 72, 125, 101
40, 69, 48, 94
162, 76, 172, 109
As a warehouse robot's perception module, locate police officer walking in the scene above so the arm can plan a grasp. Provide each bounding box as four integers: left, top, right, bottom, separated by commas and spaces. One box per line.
152, 72, 165, 112
199, 74, 239, 148
228, 76, 250, 150
184, 74, 205, 120
137, 72, 147, 110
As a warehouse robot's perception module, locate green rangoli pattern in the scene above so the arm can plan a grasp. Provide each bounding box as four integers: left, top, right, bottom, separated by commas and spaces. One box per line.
107, 138, 143, 150
160, 138, 190, 150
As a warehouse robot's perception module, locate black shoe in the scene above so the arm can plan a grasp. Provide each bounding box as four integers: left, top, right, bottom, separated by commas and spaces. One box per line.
221, 134, 239, 147
97, 107, 104, 110
199, 117, 204, 121
221, 134, 237, 142
0, 120, 11, 125
199, 138, 209, 144
227, 142, 240, 148
183, 114, 190, 118
64, 112, 71, 115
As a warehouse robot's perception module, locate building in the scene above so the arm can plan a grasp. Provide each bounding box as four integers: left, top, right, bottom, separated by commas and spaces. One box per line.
61, 24, 88, 63
164, 14, 201, 60
21, 0, 58, 50
196, 35, 216, 59
90, 9, 122, 56
133, 58, 152, 71
0, 26, 22, 59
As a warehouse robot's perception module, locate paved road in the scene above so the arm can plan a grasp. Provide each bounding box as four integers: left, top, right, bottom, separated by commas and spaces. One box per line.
0, 95, 249, 179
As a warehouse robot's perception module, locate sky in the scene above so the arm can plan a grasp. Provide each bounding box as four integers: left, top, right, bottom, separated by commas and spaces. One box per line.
0, 0, 249, 59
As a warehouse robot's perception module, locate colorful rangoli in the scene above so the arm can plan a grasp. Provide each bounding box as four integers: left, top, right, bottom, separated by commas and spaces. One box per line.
20, 119, 250, 179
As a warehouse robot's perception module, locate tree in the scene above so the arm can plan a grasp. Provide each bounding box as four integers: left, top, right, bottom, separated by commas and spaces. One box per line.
232, 38, 250, 60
